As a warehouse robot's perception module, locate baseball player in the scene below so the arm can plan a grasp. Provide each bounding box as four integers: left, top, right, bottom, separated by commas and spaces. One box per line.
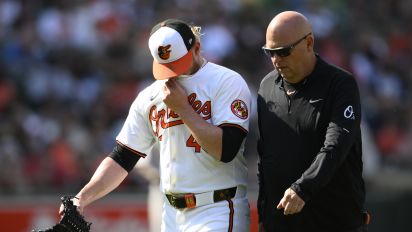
62, 19, 251, 232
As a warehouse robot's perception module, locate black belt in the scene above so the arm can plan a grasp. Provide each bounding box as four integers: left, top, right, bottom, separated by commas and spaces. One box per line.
165, 187, 237, 209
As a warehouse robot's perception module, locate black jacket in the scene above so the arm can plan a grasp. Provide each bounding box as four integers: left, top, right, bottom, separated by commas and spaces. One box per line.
257, 56, 365, 232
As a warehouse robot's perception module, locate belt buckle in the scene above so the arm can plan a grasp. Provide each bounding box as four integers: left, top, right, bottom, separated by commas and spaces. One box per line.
213, 187, 237, 202
168, 195, 178, 208
184, 193, 196, 209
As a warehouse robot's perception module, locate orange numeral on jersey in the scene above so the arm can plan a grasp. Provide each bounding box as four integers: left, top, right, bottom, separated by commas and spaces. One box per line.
186, 135, 201, 152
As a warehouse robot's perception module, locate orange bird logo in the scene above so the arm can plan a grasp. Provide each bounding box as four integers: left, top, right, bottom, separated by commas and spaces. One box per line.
158, 45, 171, 60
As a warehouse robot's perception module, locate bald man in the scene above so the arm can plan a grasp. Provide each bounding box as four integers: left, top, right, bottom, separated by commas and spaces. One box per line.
257, 11, 368, 232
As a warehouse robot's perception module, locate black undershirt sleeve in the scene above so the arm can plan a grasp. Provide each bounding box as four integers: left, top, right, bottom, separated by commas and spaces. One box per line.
220, 126, 247, 163
110, 127, 245, 168
109, 144, 141, 172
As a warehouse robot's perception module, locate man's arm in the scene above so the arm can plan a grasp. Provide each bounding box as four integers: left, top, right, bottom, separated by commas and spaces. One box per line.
278, 74, 362, 215
291, 75, 362, 202
61, 157, 128, 214
162, 78, 222, 160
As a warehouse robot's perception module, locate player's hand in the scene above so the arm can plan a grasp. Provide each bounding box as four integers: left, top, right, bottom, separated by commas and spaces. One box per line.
59, 196, 83, 217
162, 78, 189, 113
276, 188, 305, 215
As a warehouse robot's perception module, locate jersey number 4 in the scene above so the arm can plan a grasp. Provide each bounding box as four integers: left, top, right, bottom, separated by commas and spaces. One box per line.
186, 135, 201, 152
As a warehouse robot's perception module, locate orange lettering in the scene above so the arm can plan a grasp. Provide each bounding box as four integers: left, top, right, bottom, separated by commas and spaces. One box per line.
149, 93, 212, 140
188, 93, 196, 105
186, 135, 201, 152
199, 101, 211, 115
168, 109, 179, 118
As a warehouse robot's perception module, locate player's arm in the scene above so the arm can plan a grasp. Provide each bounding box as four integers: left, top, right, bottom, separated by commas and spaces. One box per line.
169, 107, 246, 161
61, 157, 128, 215
170, 101, 223, 159
73, 143, 142, 211
163, 78, 246, 161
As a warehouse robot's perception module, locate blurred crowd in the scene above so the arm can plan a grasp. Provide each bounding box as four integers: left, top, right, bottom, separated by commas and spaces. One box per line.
0, 0, 411, 195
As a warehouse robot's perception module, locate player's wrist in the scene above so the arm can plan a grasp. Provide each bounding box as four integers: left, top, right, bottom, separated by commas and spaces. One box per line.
176, 105, 198, 122
74, 193, 88, 210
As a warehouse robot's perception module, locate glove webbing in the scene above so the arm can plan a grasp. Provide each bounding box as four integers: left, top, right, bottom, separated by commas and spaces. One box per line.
32, 196, 92, 232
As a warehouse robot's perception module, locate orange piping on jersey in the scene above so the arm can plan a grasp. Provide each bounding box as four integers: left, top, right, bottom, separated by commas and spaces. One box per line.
116, 140, 147, 158
227, 199, 234, 232
218, 123, 248, 134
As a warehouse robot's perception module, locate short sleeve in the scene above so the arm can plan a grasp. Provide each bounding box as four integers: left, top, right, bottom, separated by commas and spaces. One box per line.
212, 73, 251, 132
116, 94, 156, 155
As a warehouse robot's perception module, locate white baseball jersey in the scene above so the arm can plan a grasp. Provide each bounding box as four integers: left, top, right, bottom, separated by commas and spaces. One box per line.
116, 61, 251, 194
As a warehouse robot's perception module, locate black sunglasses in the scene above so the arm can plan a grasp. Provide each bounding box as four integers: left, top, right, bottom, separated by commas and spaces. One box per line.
262, 32, 312, 58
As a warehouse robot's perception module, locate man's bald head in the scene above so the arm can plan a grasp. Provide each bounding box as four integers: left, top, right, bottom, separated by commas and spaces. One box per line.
266, 11, 312, 48
263, 11, 316, 83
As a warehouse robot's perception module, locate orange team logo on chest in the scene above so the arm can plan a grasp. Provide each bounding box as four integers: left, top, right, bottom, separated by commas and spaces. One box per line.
158, 45, 171, 60
231, 99, 248, 119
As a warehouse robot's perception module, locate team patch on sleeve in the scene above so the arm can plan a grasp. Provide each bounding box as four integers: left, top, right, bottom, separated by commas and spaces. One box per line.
231, 99, 248, 119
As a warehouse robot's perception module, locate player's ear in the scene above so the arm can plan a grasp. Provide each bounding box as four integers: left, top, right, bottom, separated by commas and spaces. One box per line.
193, 41, 201, 55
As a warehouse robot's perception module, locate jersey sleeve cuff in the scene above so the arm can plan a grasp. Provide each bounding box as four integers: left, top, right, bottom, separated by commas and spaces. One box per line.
116, 140, 147, 158
291, 183, 310, 203
218, 123, 248, 134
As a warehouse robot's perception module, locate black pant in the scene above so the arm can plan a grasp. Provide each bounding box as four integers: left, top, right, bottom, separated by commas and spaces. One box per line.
259, 223, 367, 232
346, 225, 367, 232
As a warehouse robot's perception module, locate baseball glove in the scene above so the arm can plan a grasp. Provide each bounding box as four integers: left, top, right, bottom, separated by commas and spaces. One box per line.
32, 196, 92, 232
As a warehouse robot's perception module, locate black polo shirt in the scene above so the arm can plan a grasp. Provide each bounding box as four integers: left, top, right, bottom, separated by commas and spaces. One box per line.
257, 56, 365, 231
